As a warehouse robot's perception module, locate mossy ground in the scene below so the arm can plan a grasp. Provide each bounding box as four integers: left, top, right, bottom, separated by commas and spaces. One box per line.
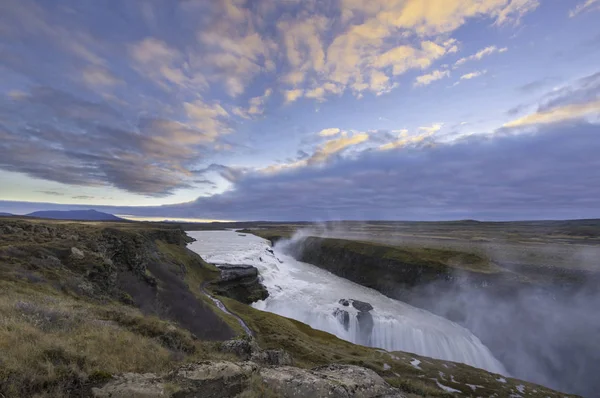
0, 219, 236, 397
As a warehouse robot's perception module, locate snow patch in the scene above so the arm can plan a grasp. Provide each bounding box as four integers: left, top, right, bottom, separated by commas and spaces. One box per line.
436, 380, 461, 393
411, 358, 422, 370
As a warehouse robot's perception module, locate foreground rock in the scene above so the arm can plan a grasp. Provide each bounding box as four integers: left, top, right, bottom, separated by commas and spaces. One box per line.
220, 338, 294, 366
262, 364, 404, 398
210, 264, 269, 304
92, 360, 405, 398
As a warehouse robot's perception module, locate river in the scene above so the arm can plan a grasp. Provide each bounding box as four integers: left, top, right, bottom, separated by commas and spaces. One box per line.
187, 230, 506, 375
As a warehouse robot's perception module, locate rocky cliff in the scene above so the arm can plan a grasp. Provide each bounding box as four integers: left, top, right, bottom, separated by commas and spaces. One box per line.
274, 236, 523, 302
209, 264, 269, 304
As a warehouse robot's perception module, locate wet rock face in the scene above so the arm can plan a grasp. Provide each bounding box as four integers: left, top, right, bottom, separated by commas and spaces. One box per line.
334, 308, 351, 331
335, 299, 374, 344
351, 299, 374, 312
338, 299, 374, 312
210, 264, 269, 304
92, 361, 405, 398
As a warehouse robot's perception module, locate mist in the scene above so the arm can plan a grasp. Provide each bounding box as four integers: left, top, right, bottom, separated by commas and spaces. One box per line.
410, 273, 600, 396
283, 223, 600, 397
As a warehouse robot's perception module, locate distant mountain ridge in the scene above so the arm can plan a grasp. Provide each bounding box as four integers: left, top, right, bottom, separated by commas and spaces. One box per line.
0, 212, 13, 217
26, 209, 124, 221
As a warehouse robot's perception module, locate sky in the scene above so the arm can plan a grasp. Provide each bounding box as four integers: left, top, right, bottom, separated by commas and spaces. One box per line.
0, 0, 599, 221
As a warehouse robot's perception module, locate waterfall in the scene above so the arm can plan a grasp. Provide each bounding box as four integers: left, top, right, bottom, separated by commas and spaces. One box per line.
187, 230, 507, 375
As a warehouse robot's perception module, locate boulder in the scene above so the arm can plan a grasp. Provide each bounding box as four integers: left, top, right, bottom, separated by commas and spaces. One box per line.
260, 364, 404, 398
92, 373, 165, 398
251, 348, 294, 366
220, 338, 261, 360
168, 360, 258, 398
220, 338, 294, 366
338, 299, 374, 312
351, 299, 373, 312
70, 247, 85, 260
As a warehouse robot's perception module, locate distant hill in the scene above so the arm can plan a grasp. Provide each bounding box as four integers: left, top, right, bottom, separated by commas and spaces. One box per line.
0, 212, 13, 217
26, 209, 124, 221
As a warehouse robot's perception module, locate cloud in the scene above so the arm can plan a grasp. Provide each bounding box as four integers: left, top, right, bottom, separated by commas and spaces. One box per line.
415, 69, 450, 86
319, 128, 342, 137
273, 0, 537, 101
0, 86, 229, 196
130, 38, 206, 91
82, 66, 123, 87
455, 46, 508, 67
37, 190, 64, 196
504, 100, 600, 127
261, 131, 370, 173
517, 78, 556, 93
460, 70, 487, 80
379, 130, 436, 150
284, 89, 304, 103
115, 122, 600, 221
505, 70, 600, 127
569, 0, 600, 17
233, 88, 273, 119
537, 71, 600, 111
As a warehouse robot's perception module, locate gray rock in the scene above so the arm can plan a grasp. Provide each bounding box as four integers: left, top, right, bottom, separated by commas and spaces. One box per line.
169, 360, 258, 397
339, 298, 350, 306
333, 308, 350, 331
260, 364, 404, 398
351, 300, 373, 312
92, 360, 404, 398
315, 364, 405, 397
220, 338, 260, 360
357, 311, 374, 345
92, 373, 165, 398
70, 247, 85, 260
221, 338, 293, 366
218, 264, 258, 281
251, 348, 294, 366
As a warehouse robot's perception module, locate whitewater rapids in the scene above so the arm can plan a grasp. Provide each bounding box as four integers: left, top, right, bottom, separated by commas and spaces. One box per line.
187, 230, 507, 375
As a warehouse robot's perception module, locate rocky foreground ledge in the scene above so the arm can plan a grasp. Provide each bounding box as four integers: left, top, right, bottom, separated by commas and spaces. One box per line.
94, 339, 404, 398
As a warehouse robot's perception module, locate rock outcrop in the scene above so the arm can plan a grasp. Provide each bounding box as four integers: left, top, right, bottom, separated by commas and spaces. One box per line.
92, 360, 405, 398
220, 338, 294, 366
210, 264, 269, 304
334, 299, 375, 345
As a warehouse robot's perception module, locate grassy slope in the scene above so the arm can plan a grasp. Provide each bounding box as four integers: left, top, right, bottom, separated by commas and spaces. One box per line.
0, 219, 241, 397
0, 219, 577, 397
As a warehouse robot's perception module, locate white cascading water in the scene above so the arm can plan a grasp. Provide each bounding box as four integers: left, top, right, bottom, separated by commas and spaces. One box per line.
187, 230, 507, 375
